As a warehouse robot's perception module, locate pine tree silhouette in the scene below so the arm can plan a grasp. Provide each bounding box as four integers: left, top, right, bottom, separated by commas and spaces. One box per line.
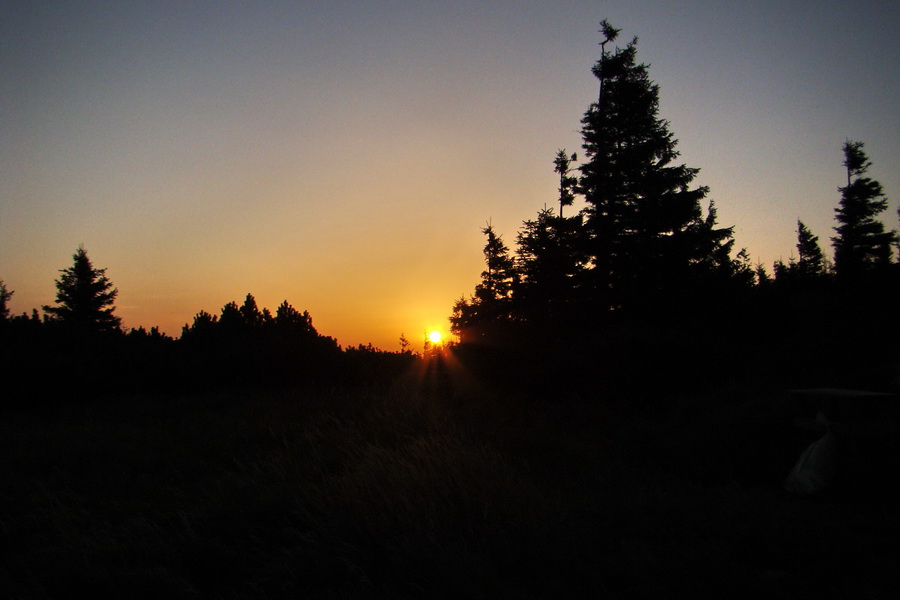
832, 141, 895, 283
578, 24, 745, 310
450, 224, 516, 344
796, 220, 827, 282
43, 246, 121, 333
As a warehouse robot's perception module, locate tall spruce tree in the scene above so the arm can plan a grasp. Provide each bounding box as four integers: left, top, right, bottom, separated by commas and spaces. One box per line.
578, 22, 742, 309
832, 140, 895, 282
450, 224, 517, 343
43, 246, 121, 333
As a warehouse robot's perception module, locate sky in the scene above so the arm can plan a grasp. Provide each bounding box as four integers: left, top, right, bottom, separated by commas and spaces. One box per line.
2, 1, 898, 351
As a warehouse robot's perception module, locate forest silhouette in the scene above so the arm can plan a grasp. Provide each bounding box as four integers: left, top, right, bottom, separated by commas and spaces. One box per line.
2, 22, 899, 398
2, 21, 899, 598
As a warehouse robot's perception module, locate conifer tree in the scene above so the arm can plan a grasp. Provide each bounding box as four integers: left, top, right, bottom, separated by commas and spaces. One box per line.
0, 280, 12, 321
515, 208, 584, 321
240, 293, 265, 328
755, 263, 773, 288
832, 140, 895, 282
509, 148, 586, 324
595, 19, 621, 106
450, 224, 517, 343
683, 201, 752, 285
219, 301, 243, 331
474, 224, 516, 309
795, 220, 826, 281
772, 258, 793, 285
43, 246, 121, 333
553, 149, 578, 217
577, 23, 742, 308
181, 310, 218, 340
398, 332, 412, 354
274, 300, 317, 337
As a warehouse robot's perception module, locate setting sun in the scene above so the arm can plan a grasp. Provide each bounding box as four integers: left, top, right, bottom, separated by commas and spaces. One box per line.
428, 330, 443, 344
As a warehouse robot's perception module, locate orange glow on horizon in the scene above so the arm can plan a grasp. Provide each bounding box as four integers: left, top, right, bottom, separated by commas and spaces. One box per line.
3, 4, 897, 357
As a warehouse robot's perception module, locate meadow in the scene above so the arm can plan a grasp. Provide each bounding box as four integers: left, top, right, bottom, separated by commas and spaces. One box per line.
2, 363, 898, 599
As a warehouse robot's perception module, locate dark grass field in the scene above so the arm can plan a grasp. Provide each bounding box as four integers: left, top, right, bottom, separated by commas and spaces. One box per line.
2, 368, 899, 599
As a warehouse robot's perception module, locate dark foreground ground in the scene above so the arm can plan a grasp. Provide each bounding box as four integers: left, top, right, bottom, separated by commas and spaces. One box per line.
2, 368, 898, 599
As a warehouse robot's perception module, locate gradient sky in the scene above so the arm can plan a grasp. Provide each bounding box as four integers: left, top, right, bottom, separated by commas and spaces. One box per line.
2, 1, 898, 351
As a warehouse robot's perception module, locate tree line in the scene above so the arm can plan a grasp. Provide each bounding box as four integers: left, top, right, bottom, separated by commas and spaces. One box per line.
449, 21, 899, 394
3, 20, 897, 400
0, 247, 414, 403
